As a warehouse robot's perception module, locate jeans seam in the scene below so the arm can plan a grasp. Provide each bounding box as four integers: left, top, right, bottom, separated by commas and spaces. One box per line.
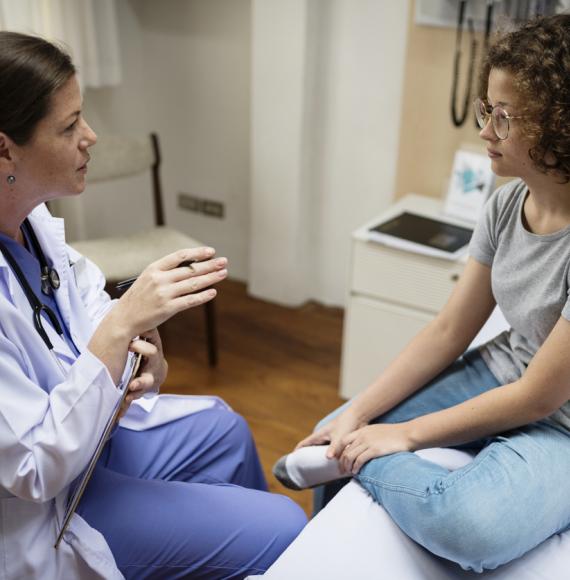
436, 456, 483, 492
358, 449, 490, 498
357, 474, 429, 498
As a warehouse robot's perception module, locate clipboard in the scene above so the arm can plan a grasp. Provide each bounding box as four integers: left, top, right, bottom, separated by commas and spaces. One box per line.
54, 351, 143, 548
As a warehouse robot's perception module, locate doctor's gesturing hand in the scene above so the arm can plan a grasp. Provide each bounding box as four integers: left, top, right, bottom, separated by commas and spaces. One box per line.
89, 246, 227, 386
117, 246, 227, 335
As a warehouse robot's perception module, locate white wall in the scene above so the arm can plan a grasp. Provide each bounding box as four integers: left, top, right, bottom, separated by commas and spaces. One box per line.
313, 1, 409, 305
249, 0, 409, 306
57, 0, 409, 306
248, 0, 315, 306
60, 0, 252, 279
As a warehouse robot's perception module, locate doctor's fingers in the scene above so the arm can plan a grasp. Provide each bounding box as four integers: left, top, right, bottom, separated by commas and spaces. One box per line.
169, 287, 217, 315
138, 328, 163, 348
165, 256, 228, 284
128, 287, 217, 329
129, 338, 158, 357
128, 372, 155, 395
171, 267, 228, 297
149, 247, 216, 273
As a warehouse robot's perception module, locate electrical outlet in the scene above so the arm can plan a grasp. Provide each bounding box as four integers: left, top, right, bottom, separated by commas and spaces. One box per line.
178, 192, 225, 219
202, 200, 224, 218
178, 193, 202, 212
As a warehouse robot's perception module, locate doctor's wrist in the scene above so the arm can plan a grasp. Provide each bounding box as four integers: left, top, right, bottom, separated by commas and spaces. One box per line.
88, 310, 136, 385
103, 303, 138, 342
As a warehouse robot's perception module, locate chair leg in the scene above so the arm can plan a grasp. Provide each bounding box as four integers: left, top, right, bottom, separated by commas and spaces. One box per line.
204, 300, 218, 367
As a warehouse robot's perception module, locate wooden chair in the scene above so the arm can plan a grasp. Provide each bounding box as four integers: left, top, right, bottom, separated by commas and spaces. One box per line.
71, 133, 218, 366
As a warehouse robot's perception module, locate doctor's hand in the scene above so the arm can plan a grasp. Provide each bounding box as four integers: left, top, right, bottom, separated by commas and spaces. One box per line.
116, 329, 167, 420
114, 247, 228, 337
91, 247, 226, 387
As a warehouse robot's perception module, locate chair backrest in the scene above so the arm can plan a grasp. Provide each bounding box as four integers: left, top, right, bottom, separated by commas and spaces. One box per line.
88, 132, 165, 226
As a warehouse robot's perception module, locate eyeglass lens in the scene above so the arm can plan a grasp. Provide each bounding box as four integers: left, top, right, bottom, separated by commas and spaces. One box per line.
474, 98, 509, 140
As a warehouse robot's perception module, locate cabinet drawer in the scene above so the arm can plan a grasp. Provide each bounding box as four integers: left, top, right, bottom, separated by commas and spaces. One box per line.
351, 240, 465, 313
340, 295, 433, 399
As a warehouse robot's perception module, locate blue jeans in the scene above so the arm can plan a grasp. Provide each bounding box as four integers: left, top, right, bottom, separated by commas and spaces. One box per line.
314, 350, 570, 572
77, 405, 307, 579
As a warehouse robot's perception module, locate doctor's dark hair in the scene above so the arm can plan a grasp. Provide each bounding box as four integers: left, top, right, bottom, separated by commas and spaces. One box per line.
0, 31, 75, 145
479, 14, 570, 182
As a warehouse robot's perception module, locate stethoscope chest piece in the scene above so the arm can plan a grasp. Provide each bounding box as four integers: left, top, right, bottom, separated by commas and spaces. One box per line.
41, 266, 60, 295
21, 219, 61, 295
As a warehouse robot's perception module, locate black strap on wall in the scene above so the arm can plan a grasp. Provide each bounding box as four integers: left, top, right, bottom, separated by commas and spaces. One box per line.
451, 0, 477, 127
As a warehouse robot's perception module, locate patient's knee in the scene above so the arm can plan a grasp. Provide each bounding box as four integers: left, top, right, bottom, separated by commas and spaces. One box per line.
417, 503, 521, 573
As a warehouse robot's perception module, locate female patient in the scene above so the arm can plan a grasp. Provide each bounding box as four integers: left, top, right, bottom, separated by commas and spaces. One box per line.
279, 14, 570, 573
0, 31, 305, 579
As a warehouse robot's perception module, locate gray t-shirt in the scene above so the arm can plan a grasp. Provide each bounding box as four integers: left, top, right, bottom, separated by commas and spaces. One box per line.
469, 179, 570, 430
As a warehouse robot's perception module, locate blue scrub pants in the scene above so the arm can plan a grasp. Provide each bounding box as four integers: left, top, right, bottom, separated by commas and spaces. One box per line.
314, 350, 570, 572
77, 405, 307, 579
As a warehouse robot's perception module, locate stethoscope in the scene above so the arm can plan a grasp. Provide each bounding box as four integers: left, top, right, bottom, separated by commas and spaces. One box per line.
0, 219, 67, 374
21, 218, 61, 295
450, 0, 495, 128
450, 0, 477, 127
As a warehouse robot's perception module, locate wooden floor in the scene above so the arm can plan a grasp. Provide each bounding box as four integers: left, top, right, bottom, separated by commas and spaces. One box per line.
159, 279, 345, 515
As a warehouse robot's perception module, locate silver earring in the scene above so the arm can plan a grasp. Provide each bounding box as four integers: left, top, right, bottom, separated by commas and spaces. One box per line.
7, 175, 15, 185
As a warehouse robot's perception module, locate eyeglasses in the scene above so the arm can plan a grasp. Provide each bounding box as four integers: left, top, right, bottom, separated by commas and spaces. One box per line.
473, 97, 524, 140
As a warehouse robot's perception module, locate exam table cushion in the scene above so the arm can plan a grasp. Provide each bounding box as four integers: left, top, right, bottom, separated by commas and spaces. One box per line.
248, 448, 570, 579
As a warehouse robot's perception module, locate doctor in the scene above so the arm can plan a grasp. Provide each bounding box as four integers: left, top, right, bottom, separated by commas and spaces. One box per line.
0, 31, 306, 579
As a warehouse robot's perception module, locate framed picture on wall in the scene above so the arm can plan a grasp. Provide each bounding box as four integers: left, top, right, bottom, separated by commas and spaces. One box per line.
444, 149, 495, 223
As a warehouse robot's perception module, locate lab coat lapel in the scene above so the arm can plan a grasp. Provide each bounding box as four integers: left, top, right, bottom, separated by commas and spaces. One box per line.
27, 206, 94, 353
0, 235, 76, 373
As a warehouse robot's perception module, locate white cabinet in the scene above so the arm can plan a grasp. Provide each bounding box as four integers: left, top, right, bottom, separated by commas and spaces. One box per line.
339, 194, 471, 399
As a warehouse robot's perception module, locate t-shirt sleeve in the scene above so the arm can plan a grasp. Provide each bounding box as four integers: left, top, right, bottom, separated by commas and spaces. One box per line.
562, 276, 570, 321
562, 297, 570, 321
469, 186, 503, 266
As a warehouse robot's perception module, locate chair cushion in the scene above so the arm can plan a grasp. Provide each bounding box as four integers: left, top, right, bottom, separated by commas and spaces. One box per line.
253, 448, 570, 579
70, 226, 203, 280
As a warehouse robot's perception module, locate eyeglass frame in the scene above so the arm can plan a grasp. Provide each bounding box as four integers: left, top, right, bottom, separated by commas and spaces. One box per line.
473, 97, 525, 140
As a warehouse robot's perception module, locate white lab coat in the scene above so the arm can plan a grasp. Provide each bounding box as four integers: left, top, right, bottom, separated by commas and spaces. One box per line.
0, 205, 223, 579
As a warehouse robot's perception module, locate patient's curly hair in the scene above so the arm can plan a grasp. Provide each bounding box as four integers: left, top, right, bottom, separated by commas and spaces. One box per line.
480, 14, 570, 182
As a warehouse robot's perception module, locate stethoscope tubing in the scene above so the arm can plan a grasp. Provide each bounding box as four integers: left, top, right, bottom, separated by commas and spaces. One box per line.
0, 223, 65, 367
450, 0, 495, 128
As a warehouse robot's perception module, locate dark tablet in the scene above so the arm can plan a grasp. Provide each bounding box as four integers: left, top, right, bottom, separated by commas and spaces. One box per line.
369, 212, 473, 254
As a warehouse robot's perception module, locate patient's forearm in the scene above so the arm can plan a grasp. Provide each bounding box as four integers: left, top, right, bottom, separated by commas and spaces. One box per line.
407, 380, 548, 450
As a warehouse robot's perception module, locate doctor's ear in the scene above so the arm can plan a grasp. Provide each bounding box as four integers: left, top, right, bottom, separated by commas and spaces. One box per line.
0, 133, 14, 159
0, 133, 16, 173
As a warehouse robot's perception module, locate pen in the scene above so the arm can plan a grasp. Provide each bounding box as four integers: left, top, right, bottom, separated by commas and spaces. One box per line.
115, 260, 196, 293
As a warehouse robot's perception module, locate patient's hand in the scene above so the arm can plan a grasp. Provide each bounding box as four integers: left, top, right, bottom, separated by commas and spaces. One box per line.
338, 423, 413, 474
295, 408, 367, 464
